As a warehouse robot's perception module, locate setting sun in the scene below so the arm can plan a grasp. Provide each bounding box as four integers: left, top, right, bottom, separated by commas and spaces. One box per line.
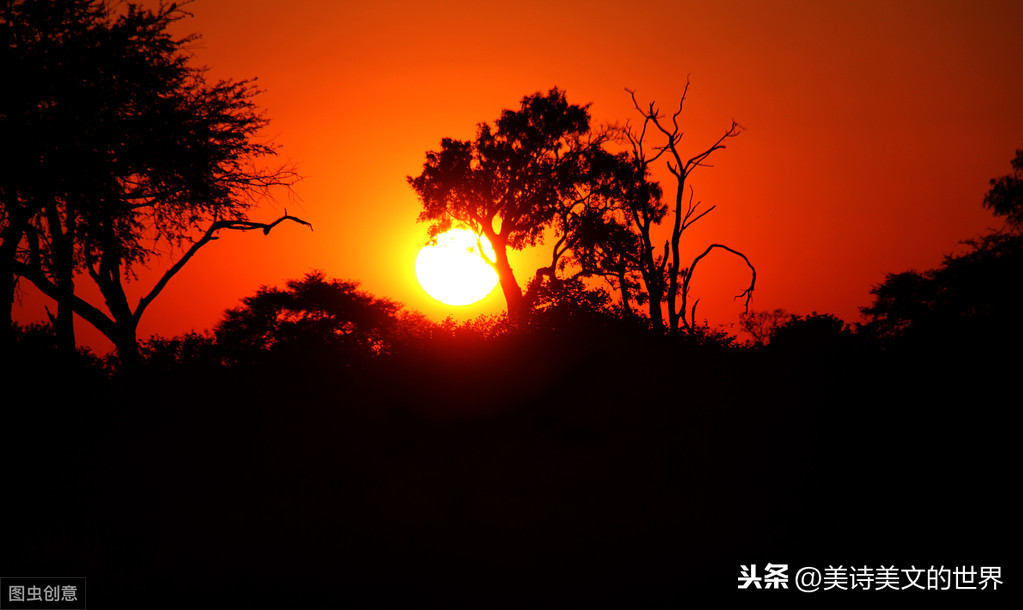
415, 228, 499, 306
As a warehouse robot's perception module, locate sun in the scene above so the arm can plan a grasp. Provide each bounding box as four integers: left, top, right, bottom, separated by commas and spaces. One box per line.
416, 228, 499, 306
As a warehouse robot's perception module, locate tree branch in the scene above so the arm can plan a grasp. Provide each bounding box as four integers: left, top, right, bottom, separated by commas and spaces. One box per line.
13, 257, 118, 339
680, 243, 756, 329
134, 212, 311, 322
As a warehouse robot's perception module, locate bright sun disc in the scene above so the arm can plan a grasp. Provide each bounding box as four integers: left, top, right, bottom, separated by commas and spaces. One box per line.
416, 229, 499, 306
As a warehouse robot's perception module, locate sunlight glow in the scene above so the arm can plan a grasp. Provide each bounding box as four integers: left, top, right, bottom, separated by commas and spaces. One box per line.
416, 229, 499, 306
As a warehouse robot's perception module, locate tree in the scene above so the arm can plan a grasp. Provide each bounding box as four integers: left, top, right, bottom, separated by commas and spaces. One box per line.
0, 0, 109, 351
562, 84, 756, 333
409, 84, 754, 333
624, 83, 755, 333
740, 308, 793, 347
523, 275, 614, 333
861, 231, 1023, 348
768, 312, 853, 352
862, 145, 1023, 348
1, 0, 307, 364
983, 146, 1023, 228
559, 143, 666, 323
408, 88, 601, 320
214, 271, 403, 367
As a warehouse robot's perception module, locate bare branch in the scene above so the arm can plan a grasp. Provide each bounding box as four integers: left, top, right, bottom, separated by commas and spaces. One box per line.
680, 186, 716, 232
679, 243, 757, 328
683, 121, 741, 178
671, 77, 691, 134
12, 252, 117, 339
474, 232, 496, 268
134, 212, 311, 322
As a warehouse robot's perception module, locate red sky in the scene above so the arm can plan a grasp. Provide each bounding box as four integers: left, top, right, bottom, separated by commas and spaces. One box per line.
15, 0, 1023, 350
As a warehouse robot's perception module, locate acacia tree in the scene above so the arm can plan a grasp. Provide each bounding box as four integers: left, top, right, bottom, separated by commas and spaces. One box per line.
215, 271, 401, 366
0, 0, 109, 350
1, 0, 307, 363
408, 88, 600, 320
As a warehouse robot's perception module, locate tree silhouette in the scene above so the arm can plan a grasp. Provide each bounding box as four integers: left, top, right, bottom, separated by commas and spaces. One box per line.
862, 145, 1023, 348
861, 232, 1023, 348
215, 271, 401, 366
768, 312, 853, 352
408, 88, 603, 320
625, 83, 755, 332
0, 0, 306, 363
0, 0, 110, 351
740, 308, 792, 347
409, 85, 755, 332
559, 145, 666, 323
523, 275, 614, 333
983, 146, 1023, 228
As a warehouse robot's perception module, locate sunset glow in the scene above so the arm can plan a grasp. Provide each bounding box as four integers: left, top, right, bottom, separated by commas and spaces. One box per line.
8, 0, 1023, 349
4, 1, 1015, 602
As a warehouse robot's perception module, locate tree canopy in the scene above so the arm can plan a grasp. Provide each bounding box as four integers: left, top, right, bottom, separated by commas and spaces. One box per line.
215, 271, 402, 367
408, 88, 605, 319
0, 0, 305, 364
983, 146, 1023, 229
862, 145, 1023, 348
409, 84, 756, 332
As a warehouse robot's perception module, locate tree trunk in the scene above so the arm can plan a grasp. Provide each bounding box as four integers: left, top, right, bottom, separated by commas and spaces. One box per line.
617, 270, 634, 318
54, 253, 76, 355
113, 322, 140, 370
489, 235, 526, 320
634, 216, 664, 332
45, 202, 77, 356
93, 238, 141, 370
0, 184, 19, 349
646, 282, 664, 331
0, 240, 17, 349
667, 184, 685, 333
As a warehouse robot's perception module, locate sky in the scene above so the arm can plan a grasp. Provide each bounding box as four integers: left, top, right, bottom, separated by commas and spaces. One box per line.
14, 0, 1023, 350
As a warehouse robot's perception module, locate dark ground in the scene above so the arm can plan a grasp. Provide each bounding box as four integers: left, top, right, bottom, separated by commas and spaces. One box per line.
2, 328, 1013, 607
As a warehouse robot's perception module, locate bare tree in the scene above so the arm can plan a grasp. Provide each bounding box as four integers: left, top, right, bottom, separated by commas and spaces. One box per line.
625, 81, 756, 332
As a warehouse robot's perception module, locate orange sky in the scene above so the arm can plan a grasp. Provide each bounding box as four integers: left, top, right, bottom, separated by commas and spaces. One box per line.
15, 0, 1023, 351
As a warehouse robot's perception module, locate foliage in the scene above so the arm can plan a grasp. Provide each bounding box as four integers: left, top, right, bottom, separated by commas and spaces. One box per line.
409, 84, 753, 334
408, 88, 614, 318
139, 332, 219, 371
215, 271, 401, 365
861, 231, 1023, 347
983, 147, 1023, 228
559, 149, 665, 318
410, 88, 591, 249
0, 0, 301, 363
862, 145, 1023, 349
739, 309, 793, 347
523, 276, 615, 333
769, 312, 854, 352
